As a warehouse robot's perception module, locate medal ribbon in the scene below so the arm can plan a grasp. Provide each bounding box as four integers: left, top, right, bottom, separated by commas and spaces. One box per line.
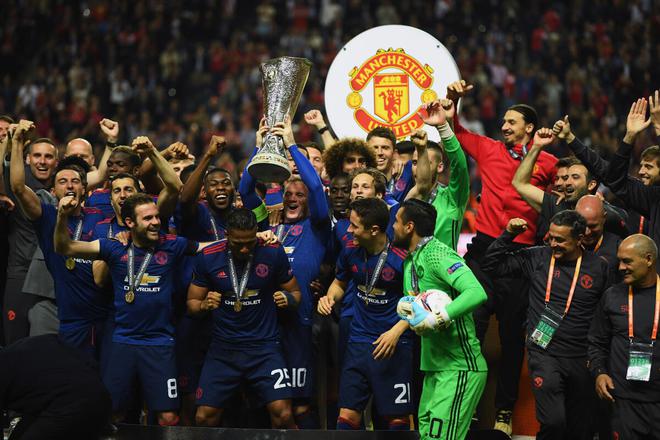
506, 143, 529, 161
227, 249, 253, 305
410, 236, 433, 294
209, 215, 224, 241
71, 219, 83, 240
593, 234, 604, 252
544, 254, 583, 317
639, 216, 645, 234
427, 183, 440, 204
363, 242, 389, 296
128, 245, 153, 292
628, 275, 660, 341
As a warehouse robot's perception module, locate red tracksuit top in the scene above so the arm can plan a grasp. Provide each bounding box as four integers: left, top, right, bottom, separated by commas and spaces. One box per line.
454, 116, 558, 245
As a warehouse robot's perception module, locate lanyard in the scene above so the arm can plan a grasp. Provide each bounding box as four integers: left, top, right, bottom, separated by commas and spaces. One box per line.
227, 249, 253, 305
506, 143, 529, 161
363, 242, 389, 296
209, 215, 224, 241
410, 236, 433, 294
127, 245, 153, 292
592, 234, 604, 252
275, 223, 294, 244
427, 183, 440, 203
70, 219, 83, 240
639, 216, 645, 234
544, 254, 583, 317
628, 276, 660, 341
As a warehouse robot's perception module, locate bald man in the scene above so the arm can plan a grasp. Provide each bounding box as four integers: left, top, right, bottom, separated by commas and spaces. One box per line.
65, 137, 112, 192
588, 234, 660, 439
576, 195, 621, 280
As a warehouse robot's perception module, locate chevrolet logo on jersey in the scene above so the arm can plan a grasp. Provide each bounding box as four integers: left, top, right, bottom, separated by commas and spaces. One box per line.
228, 289, 259, 298
357, 285, 386, 296
123, 274, 161, 285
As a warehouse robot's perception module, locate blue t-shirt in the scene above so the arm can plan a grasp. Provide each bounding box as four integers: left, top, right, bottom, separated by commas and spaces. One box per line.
86, 189, 114, 218
191, 239, 293, 348
336, 241, 410, 344
388, 160, 414, 203
34, 203, 109, 328
98, 235, 196, 346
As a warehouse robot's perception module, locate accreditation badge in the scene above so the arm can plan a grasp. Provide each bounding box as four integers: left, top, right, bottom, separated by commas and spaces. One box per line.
530, 306, 563, 349
626, 341, 653, 382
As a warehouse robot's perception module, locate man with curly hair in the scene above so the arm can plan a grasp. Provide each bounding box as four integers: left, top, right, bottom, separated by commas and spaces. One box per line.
322, 138, 376, 180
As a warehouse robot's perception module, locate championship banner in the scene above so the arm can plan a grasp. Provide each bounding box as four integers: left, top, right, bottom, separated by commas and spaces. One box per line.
324, 25, 461, 141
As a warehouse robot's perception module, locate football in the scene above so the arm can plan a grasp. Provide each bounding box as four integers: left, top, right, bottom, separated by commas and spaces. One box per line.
416, 289, 453, 313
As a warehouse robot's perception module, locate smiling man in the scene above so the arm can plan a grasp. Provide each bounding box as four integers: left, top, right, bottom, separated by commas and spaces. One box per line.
2, 121, 59, 344
10, 125, 108, 356
483, 210, 613, 440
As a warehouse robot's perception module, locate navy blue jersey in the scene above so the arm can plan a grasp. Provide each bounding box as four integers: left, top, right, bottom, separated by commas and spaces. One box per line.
35, 203, 109, 326
191, 239, 293, 348
336, 241, 410, 344
388, 160, 414, 203
331, 218, 356, 320
178, 201, 269, 242
86, 189, 114, 218
92, 216, 127, 240
99, 235, 195, 346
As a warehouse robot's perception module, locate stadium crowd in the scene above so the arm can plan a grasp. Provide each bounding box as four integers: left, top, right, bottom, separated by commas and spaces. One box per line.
1, 1, 660, 440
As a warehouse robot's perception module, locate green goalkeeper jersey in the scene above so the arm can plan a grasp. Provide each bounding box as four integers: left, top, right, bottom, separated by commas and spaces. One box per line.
429, 132, 469, 250
403, 237, 487, 372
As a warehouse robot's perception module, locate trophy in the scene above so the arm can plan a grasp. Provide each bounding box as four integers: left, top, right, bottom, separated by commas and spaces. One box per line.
247, 56, 312, 182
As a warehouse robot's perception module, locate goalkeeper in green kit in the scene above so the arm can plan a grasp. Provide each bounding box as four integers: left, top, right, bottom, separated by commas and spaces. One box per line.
393, 199, 488, 440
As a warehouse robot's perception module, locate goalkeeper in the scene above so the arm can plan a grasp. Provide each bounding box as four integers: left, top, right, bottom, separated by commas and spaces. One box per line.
392, 199, 488, 440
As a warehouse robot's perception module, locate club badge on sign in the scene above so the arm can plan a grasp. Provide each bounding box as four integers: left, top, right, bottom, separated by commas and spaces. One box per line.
325, 25, 461, 141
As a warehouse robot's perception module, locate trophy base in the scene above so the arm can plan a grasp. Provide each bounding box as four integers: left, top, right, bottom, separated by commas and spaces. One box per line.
247, 154, 291, 183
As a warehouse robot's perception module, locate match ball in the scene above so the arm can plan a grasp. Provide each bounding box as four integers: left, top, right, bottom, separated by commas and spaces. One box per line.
416, 289, 452, 313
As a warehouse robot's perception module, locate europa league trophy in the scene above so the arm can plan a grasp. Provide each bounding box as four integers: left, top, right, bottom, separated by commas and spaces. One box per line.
247, 57, 312, 182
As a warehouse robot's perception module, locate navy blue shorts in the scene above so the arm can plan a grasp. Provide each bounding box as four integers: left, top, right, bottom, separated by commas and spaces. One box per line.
280, 321, 314, 401
196, 344, 293, 408
102, 342, 179, 413
338, 342, 413, 416
175, 315, 212, 394
59, 318, 110, 361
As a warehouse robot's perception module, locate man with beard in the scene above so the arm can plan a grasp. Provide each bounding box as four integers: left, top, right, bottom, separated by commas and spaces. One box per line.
552, 114, 660, 235
10, 129, 108, 356
182, 135, 268, 242
483, 211, 612, 440
1, 121, 59, 344
318, 197, 413, 431
322, 138, 376, 180
54, 192, 212, 426
392, 199, 487, 440
513, 128, 628, 242
446, 80, 558, 432
241, 118, 330, 428
604, 96, 660, 272
588, 234, 660, 439
187, 208, 301, 429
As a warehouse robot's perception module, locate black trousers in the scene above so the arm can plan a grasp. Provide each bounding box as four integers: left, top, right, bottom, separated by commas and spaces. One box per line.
465, 233, 528, 411
2, 276, 40, 345
612, 398, 660, 439
527, 351, 594, 440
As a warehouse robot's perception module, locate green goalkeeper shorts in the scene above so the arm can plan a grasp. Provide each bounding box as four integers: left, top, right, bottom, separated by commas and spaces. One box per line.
418, 370, 487, 440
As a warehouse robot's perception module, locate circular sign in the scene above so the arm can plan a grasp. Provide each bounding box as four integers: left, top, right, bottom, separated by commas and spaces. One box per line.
324, 25, 461, 141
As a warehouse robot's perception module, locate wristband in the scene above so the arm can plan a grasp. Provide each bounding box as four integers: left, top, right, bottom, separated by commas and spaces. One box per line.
317, 126, 329, 135
436, 123, 454, 141
106, 141, 118, 149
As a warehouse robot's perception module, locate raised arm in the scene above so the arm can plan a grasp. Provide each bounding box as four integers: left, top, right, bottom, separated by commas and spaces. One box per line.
132, 137, 183, 221
404, 129, 431, 201
304, 109, 336, 149
512, 128, 555, 213
9, 120, 43, 220
604, 98, 660, 216
481, 218, 532, 278
553, 116, 609, 180
180, 136, 225, 207
54, 195, 100, 258
86, 118, 118, 190
272, 117, 329, 222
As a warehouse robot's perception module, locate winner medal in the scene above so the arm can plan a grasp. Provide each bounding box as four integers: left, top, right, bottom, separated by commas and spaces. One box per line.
65, 257, 76, 270
125, 290, 135, 304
